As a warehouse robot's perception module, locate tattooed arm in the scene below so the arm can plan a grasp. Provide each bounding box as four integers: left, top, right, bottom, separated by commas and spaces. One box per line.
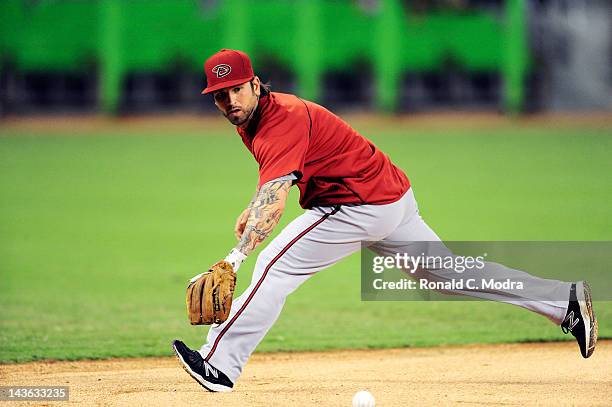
234, 179, 292, 256
234, 187, 259, 240
246, 187, 259, 209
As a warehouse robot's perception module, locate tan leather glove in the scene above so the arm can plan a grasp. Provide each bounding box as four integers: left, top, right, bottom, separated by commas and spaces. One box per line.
186, 260, 237, 325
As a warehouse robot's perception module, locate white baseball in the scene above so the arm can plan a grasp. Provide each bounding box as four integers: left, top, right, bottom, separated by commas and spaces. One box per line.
352, 390, 375, 407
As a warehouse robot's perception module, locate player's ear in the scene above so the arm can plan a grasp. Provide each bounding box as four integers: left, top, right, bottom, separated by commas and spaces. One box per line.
251, 76, 261, 97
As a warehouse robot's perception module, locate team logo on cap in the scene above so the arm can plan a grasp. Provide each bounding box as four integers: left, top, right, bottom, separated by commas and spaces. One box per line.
212, 64, 231, 78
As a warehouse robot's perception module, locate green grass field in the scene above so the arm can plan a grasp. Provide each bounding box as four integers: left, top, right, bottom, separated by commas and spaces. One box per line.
1, 119, 611, 363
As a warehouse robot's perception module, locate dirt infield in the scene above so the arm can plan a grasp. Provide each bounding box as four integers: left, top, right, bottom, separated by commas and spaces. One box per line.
1, 341, 610, 406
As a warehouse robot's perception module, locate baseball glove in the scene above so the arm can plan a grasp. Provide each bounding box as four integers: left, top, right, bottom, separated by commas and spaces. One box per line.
186, 260, 237, 325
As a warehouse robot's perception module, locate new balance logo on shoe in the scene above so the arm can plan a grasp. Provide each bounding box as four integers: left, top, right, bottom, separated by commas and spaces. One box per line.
563, 311, 580, 331
205, 363, 219, 379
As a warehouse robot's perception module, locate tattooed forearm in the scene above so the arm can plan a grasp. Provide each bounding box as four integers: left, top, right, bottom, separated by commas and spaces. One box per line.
235, 180, 291, 255
246, 187, 259, 209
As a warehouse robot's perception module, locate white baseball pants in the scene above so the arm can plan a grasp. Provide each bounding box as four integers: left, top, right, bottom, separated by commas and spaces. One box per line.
199, 189, 570, 382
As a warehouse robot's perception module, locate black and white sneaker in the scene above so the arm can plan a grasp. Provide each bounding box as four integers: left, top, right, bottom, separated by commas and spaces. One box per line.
172, 339, 234, 392
561, 281, 598, 358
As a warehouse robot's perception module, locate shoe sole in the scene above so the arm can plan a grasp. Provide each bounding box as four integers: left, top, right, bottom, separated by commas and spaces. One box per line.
576, 281, 598, 358
171, 343, 233, 393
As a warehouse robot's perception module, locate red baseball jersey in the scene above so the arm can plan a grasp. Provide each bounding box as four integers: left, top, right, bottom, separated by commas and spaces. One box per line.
237, 92, 410, 209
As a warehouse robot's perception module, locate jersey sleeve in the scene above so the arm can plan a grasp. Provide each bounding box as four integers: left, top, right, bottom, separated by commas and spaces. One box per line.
253, 105, 310, 188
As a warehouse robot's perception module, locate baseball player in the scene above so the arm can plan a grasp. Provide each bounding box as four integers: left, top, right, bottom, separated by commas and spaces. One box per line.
172, 49, 597, 392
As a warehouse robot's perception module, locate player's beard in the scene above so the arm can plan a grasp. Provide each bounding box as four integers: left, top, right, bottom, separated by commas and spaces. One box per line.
224, 96, 258, 127
224, 106, 250, 126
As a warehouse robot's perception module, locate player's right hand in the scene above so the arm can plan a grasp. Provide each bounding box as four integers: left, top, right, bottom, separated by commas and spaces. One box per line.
234, 208, 251, 240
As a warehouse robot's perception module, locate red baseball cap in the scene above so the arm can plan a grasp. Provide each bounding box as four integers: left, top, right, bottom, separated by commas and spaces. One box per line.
201, 49, 254, 94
